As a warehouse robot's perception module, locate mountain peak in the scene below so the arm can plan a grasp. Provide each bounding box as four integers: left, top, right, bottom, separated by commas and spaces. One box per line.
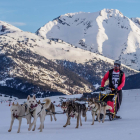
63, 12, 85, 18
100, 9, 124, 18
0, 21, 21, 35
36, 9, 140, 70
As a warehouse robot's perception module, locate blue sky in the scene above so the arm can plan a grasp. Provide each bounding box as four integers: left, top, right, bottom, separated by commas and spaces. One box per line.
0, 0, 140, 32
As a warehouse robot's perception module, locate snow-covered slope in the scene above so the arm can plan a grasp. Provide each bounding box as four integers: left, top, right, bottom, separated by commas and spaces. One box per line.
0, 20, 139, 96
0, 89, 140, 140
0, 24, 95, 95
0, 21, 21, 35
36, 9, 140, 70
131, 17, 140, 28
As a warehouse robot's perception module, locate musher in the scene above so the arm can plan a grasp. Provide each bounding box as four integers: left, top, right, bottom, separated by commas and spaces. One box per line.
100, 60, 125, 118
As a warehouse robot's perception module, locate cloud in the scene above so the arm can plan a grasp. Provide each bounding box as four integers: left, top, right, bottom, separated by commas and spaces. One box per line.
7, 22, 26, 26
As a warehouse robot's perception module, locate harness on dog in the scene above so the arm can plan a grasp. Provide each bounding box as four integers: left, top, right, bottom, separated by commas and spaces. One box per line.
29, 104, 43, 118
29, 108, 35, 118
37, 105, 43, 116
91, 105, 98, 112
45, 109, 65, 114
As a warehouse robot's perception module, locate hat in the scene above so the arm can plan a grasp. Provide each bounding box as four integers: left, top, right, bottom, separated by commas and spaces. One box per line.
114, 60, 121, 66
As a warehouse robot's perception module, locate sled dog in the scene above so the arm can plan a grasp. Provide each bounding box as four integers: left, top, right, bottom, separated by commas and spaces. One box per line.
26, 95, 51, 132
8, 102, 30, 133
61, 101, 71, 125
63, 101, 87, 128
88, 98, 112, 125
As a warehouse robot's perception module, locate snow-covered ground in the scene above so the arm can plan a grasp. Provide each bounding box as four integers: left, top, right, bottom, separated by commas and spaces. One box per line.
0, 89, 140, 140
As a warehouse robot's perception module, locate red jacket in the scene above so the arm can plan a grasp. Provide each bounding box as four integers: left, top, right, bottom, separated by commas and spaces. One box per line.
101, 69, 125, 90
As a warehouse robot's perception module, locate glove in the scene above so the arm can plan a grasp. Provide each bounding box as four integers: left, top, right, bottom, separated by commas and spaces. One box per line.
112, 88, 118, 94
100, 87, 105, 91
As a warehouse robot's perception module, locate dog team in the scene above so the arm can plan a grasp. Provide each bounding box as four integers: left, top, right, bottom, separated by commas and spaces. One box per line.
8, 95, 112, 133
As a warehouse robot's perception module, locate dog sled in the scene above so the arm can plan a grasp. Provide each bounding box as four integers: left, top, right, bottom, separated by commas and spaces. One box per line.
81, 88, 121, 121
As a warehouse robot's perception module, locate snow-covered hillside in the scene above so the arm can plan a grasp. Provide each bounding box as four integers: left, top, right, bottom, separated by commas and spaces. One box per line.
0, 89, 140, 140
36, 9, 140, 70
131, 17, 140, 28
0, 20, 139, 97
0, 26, 94, 95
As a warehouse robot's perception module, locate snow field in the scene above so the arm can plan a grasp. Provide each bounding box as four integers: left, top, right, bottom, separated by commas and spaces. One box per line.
0, 90, 140, 140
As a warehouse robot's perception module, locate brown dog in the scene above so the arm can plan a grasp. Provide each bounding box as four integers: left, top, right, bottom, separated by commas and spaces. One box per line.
61, 101, 71, 125
63, 101, 87, 128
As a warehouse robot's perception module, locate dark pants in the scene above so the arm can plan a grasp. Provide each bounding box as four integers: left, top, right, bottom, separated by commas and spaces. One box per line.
116, 90, 122, 112
101, 90, 122, 114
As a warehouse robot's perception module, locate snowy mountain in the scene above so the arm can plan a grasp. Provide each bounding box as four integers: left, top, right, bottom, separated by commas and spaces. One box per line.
36, 9, 140, 70
0, 20, 139, 97
0, 24, 95, 96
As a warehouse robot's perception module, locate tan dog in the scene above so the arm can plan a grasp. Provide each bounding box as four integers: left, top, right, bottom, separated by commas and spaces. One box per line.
46, 102, 57, 121
88, 98, 112, 125
38, 100, 57, 122
8, 102, 30, 133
